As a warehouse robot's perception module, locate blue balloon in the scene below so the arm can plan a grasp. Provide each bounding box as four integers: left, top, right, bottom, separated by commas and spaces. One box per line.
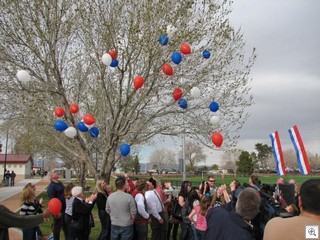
110, 59, 119, 67
171, 52, 182, 64
89, 127, 99, 138
209, 101, 219, 112
77, 122, 88, 132
54, 120, 68, 132
120, 143, 131, 157
202, 49, 211, 59
178, 98, 188, 109
158, 34, 169, 45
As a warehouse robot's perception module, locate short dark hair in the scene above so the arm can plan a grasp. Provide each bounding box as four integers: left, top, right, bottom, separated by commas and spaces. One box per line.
207, 175, 215, 180
148, 178, 157, 189
233, 179, 241, 189
300, 178, 320, 214
250, 175, 259, 185
115, 176, 126, 190
236, 188, 261, 221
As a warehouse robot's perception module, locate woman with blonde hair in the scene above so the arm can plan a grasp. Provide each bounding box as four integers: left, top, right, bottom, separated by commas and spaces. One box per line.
20, 183, 45, 240
210, 184, 230, 207
93, 179, 111, 240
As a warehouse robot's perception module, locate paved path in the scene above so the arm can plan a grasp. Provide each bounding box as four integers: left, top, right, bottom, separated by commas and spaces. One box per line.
0, 178, 45, 202
0, 177, 50, 240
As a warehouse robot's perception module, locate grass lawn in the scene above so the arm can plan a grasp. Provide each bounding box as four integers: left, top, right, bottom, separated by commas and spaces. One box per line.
35, 174, 319, 239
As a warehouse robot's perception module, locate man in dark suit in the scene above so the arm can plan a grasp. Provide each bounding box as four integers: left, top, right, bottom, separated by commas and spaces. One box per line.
204, 188, 261, 240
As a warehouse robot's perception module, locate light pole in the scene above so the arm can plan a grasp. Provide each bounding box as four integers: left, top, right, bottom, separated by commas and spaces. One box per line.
182, 134, 186, 181
2, 128, 9, 182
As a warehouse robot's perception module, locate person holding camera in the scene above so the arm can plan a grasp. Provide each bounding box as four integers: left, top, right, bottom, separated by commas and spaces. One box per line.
264, 178, 320, 240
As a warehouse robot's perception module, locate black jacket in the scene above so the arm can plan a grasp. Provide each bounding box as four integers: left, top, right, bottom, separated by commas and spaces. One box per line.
72, 198, 95, 239
204, 206, 255, 240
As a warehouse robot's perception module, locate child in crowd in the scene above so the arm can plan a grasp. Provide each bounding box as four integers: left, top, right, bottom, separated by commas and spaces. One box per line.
188, 196, 211, 240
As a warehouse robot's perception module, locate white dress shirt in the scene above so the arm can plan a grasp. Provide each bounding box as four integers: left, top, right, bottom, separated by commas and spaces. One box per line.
135, 193, 150, 219
145, 190, 163, 220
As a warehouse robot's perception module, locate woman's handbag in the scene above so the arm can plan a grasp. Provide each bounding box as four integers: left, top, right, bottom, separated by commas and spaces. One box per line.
172, 197, 182, 219
69, 218, 83, 231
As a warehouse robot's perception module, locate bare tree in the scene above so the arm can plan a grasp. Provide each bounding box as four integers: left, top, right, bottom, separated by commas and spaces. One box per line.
220, 149, 242, 170
0, 0, 255, 183
149, 149, 176, 171
180, 141, 207, 167
283, 149, 298, 169
309, 152, 320, 169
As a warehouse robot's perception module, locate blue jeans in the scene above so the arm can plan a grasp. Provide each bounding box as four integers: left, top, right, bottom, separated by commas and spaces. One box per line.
195, 229, 204, 240
111, 225, 133, 240
98, 210, 111, 240
190, 224, 198, 240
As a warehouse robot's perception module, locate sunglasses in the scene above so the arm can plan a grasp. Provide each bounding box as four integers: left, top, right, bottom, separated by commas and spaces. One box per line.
208, 180, 215, 183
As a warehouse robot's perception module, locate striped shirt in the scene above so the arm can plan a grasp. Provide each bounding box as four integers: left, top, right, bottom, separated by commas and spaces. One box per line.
20, 200, 42, 216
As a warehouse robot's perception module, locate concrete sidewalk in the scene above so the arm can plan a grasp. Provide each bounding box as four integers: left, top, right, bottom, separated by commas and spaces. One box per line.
0, 177, 50, 239
0, 178, 47, 203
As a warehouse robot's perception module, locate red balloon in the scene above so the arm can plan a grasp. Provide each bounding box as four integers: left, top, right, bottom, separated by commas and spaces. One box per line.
109, 49, 118, 60
173, 88, 183, 101
133, 76, 144, 90
54, 107, 64, 117
69, 104, 79, 114
162, 63, 174, 76
180, 44, 191, 54
83, 114, 95, 125
48, 198, 62, 216
211, 132, 223, 147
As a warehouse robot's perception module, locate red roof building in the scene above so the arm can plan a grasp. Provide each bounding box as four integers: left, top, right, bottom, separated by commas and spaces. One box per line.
0, 154, 33, 179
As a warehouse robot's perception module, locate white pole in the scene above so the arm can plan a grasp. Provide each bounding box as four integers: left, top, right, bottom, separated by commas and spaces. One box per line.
182, 133, 186, 181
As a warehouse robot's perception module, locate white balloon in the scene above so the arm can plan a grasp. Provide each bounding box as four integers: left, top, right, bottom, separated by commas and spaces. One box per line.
16, 70, 31, 83
101, 53, 112, 66
64, 127, 77, 138
190, 87, 201, 98
166, 25, 177, 38
210, 115, 220, 125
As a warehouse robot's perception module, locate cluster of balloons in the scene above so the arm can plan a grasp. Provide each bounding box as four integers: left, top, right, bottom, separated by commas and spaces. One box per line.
102, 49, 119, 67
157, 29, 223, 147
101, 50, 146, 91
53, 104, 100, 138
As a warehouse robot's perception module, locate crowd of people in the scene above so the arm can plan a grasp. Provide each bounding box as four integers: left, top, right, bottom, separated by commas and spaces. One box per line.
0, 171, 319, 240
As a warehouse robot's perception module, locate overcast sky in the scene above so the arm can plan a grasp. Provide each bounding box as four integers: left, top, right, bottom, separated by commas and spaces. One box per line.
230, 0, 320, 155
140, 0, 320, 166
